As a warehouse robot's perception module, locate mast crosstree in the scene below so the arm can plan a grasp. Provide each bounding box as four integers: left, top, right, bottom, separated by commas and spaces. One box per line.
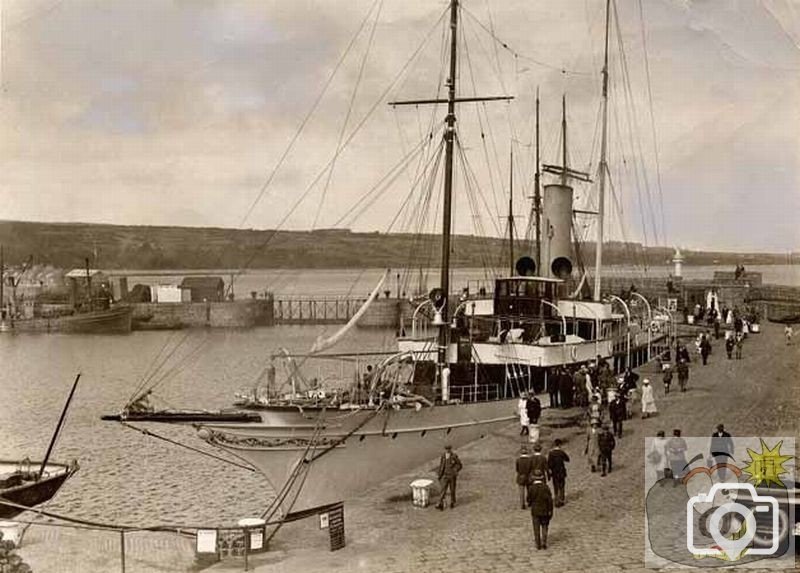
389, 0, 512, 381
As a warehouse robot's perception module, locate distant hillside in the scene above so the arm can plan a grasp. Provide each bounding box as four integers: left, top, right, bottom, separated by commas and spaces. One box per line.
0, 220, 795, 270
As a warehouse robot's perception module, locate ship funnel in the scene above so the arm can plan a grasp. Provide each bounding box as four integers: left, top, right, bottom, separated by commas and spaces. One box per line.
541, 183, 574, 280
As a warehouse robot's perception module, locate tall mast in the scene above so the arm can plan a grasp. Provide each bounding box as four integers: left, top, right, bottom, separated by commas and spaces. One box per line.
593, 0, 611, 302
508, 148, 514, 275
533, 88, 541, 273
437, 0, 459, 370
561, 94, 568, 186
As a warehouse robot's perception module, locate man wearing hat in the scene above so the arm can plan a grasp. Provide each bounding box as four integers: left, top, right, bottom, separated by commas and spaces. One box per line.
547, 439, 570, 507
597, 423, 616, 476
515, 446, 533, 509
527, 471, 554, 550
436, 445, 462, 510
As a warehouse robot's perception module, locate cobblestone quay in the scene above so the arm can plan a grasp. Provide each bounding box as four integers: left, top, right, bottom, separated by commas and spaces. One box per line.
211, 323, 798, 573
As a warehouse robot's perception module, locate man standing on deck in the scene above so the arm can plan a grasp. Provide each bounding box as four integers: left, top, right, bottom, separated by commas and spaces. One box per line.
436, 445, 462, 510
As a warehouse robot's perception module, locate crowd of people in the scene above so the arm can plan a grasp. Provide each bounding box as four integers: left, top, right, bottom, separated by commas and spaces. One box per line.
429, 309, 788, 551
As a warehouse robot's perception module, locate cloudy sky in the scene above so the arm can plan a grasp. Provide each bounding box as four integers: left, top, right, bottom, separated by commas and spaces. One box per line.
1, 0, 799, 252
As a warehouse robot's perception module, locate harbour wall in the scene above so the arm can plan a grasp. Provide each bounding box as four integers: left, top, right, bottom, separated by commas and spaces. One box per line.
131, 299, 273, 330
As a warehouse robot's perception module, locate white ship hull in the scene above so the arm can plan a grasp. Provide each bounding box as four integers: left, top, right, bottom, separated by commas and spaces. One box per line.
198, 399, 516, 512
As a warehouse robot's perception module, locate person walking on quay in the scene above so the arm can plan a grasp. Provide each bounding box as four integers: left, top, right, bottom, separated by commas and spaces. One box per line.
526, 394, 542, 442
648, 430, 669, 481
587, 395, 603, 427
515, 446, 534, 509
699, 334, 712, 366
547, 370, 560, 409
734, 332, 744, 359
725, 335, 735, 359
677, 344, 691, 364
518, 392, 530, 436
785, 324, 794, 345
598, 424, 616, 476
609, 394, 626, 438
573, 366, 588, 408
527, 471, 554, 550
662, 363, 673, 395
676, 360, 689, 392
559, 367, 574, 409
435, 445, 462, 510
710, 423, 734, 480
666, 429, 688, 482
641, 379, 658, 418
585, 421, 601, 473
548, 439, 570, 507
714, 316, 721, 340
530, 442, 550, 481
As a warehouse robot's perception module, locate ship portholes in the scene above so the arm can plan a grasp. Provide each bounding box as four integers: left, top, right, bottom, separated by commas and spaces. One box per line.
480, 434, 485, 439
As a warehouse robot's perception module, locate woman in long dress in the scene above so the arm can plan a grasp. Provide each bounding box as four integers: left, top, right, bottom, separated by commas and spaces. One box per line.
585, 423, 601, 473
641, 379, 657, 418
518, 392, 530, 435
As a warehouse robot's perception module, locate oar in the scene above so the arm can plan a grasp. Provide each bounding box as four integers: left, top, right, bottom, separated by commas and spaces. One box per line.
38, 373, 81, 480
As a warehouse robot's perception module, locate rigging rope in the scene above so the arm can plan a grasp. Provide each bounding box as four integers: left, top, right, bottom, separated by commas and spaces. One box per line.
313, 0, 385, 229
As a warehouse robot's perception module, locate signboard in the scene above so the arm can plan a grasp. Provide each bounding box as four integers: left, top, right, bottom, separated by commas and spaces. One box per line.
196, 529, 218, 555
249, 529, 265, 552
667, 298, 678, 312
319, 512, 329, 529
328, 504, 345, 551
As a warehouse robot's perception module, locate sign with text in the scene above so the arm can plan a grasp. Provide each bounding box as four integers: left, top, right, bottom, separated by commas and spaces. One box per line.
328, 504, 345, 551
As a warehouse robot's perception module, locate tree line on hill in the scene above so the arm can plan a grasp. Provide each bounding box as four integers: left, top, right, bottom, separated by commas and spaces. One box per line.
0, 220, 795, 271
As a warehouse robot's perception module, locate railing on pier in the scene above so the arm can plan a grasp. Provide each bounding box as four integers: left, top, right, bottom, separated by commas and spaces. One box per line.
273, 296, 367, 325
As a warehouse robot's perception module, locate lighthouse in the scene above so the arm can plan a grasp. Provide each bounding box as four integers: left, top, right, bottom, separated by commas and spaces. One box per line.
672, 248, 684, 278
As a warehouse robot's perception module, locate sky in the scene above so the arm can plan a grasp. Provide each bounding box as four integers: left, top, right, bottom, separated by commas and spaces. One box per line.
1, 0, 799, 252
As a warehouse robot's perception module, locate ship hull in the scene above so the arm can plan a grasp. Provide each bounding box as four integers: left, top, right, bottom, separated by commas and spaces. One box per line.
0, 460, 78, 518
5, 306, 133, 334
199, 399, 516, 512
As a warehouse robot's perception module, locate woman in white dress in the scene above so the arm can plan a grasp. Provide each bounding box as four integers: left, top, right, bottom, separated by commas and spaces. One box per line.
641, 379, 657, 418
518, 392, 530, 435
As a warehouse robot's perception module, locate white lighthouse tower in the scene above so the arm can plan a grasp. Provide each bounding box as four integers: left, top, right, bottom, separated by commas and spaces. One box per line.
672, 248, 684, 278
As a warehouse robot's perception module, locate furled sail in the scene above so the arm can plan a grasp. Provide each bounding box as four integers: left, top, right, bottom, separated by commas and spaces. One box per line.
308, 270, 389, 355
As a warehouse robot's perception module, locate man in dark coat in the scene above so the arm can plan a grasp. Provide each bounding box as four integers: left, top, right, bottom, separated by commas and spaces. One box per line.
547, 439, 570, 507
515, 446, 534, 509
547, 369, 560, 408
527, 471, 554, 550
710, 423, 734, 480
676, 359, 690, 392
558, 367, 574, 409
530, 442, 549, 479
699, 335, 712, 366
526, 394, 542, 425
598, 424, 616, 477
435, 445, 462, 510
609, 395, 626, 438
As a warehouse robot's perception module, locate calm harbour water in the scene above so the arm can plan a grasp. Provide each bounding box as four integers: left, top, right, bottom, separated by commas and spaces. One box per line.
0, 326, 397, 527
1, 263, 797, 527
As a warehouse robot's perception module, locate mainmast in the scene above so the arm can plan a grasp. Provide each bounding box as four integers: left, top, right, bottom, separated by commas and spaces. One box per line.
561, 94, 568, 186
508, 149, 514, 275
388, 0, 512, 386
438, 0, 459, 368
533, 89, 541, 272
593, 0, 611, 302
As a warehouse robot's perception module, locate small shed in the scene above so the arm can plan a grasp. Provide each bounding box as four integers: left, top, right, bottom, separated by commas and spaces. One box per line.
154, 285, 182, 303
179, 277, 225, 303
